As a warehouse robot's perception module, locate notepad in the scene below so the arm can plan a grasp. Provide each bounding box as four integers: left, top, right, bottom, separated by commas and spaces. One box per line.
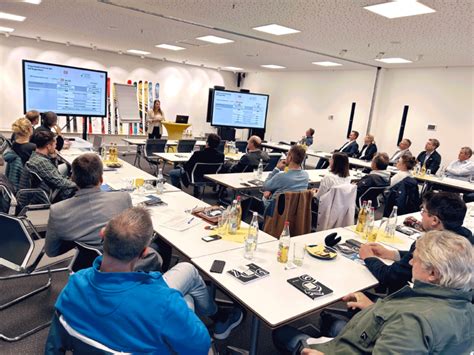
287, 275, 333, 300
227, 263, 270, 284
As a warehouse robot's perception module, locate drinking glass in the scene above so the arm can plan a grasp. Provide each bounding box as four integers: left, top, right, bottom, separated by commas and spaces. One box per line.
292, 242, 306, 266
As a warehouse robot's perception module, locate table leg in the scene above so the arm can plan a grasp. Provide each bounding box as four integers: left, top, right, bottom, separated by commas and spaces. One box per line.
249, 314, 260, 355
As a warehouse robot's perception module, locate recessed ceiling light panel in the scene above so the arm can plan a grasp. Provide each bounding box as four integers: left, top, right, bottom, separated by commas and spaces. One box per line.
126, 49, 150, 55
0, 12, 26, 21
0, 26, 15, 33
23, 0, 42, 4
375, 57, 412, 63
312, 61, 342, 67
261, 64, 286, 69
155, 44, 186, 51
196, 35, 234, 44
364, 1, 436, 19
252, 23, 300, 35
223, 66, 244, 71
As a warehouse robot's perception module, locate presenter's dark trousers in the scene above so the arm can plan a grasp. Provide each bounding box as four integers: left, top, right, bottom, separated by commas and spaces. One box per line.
148, 127, 161, 139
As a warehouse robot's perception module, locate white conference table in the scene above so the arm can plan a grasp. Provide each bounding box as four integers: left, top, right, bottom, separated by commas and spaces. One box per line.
311, 151, 399, 174
153, 152, 244, 164
261, 141, 292, 151
139, 189, 276, 259
122, 137, 207, 147
414, 173, 474, 192
192, 227, 378, 354
204, 168, 365, 192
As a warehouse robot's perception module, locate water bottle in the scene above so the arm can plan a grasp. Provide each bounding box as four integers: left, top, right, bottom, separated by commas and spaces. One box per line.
156, 167, 164, 195
228, 200, 238, 235
364, 207, 375, 241
356, 201, 367, 233
257, 159, 264, 180
100, 143, 107, 160
384, 206, 398, 241
236, 196, 243, 229
277, 221, 290, 263
244, 212, 259, 259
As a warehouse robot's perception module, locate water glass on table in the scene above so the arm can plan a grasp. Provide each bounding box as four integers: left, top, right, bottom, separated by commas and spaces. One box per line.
292, 242, 306, 266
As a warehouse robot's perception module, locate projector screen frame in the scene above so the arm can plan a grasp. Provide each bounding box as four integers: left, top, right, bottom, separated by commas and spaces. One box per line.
22, 59, 108, 118
210, 89, 269, 130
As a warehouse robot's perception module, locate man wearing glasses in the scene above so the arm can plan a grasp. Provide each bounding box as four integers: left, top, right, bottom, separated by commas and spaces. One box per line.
358, 191, 473, 293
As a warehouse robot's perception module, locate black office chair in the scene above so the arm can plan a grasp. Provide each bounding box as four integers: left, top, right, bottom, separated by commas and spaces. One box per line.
188, 162, 222, 197
358, 186, 388, 210
0, 133, 11, 153
235, 140, 247, 153
216, 140, 226, 154
144, 139, 167, 175
264, 153, 282, 171
69, 242, 102, 274
176, 139, 196, 153
0, 213, 53, 341
45, 311, 120, 354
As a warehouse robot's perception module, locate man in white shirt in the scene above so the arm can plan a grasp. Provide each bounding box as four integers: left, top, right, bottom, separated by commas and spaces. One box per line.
389, 138, 412, 164
445, 147, 474, 181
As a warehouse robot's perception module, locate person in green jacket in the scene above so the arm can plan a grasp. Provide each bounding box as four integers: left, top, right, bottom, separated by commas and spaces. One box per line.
274, 230, 473, 354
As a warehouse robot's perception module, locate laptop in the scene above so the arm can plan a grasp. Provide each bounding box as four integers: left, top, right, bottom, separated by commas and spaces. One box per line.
176, 115, 189, 124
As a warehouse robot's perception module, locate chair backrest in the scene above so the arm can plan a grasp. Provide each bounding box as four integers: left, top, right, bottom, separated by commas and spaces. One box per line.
145, 139, 167, 157
0, 213, 37, 272
45, 312, 126, 355
359, 186, 387, 209
0, 134, 11, 154
177, 139, 196, 153
69, 242, 102, 274
383, 177, 421, 217
0, 182, 17, 215
216, 140, 226, 154
263, 190, 313, 238
317, 184, 357, 231
235, 140, 247, 153
17, 166, 51, 209
190, 163, 222, 184
264, 153, 282, 171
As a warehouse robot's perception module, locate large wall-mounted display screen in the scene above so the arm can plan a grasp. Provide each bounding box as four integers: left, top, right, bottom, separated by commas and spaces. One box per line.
23, 60, 107, 117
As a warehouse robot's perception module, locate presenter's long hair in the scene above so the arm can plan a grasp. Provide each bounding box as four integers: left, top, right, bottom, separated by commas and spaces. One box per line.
153, 100, 163, 115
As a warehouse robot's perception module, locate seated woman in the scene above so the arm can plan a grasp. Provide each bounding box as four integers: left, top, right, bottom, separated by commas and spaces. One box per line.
10, 117, 36, 164
356, 134, 377, 161
390, 154, 416, 187
313, 152, 351, 200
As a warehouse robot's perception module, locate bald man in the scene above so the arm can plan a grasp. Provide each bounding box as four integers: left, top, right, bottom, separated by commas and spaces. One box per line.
229, 135, 270, 173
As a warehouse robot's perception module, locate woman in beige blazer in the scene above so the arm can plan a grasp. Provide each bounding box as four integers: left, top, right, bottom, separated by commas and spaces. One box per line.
147, 99, 165, 138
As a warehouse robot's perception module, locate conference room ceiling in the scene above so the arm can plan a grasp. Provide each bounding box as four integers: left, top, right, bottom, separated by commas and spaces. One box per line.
1, 0, 472, 72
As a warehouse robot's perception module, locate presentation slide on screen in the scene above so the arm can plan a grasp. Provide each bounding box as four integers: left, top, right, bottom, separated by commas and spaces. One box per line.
212, 90, 268, 129
23, 61, 107, 116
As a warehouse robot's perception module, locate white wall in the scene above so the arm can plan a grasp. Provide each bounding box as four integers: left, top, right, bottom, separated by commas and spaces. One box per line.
244, 70, 377, 152
372, 67, 474, 163
245, 66, 474, 164
0, 36, 237, 136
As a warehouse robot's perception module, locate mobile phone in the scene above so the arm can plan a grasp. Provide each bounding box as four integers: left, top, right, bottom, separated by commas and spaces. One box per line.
210, 260, 226, 273
396, 225, 416, 236
202, 234, 222, 242
346, 239, 362, 248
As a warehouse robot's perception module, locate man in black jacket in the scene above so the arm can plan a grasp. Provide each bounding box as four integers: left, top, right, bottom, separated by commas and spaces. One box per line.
229, 135, 269, 173
356, 152, 390, 204
316, 130, 360, 168
416, 138, 442, 174
359, 191, 473, 293
169, 133, 224, 193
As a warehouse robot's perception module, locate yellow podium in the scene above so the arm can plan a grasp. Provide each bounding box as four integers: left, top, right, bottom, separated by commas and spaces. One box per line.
162, 122, 191, 140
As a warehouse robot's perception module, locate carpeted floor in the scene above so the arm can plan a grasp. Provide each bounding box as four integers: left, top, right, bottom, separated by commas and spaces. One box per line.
0, 152, 333, 354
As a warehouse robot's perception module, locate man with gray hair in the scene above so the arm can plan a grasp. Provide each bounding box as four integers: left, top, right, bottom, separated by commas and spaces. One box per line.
275, 230, 473, 354
445, 146, 474, 181
229, 135, 269, 173
46, 207, 243, 353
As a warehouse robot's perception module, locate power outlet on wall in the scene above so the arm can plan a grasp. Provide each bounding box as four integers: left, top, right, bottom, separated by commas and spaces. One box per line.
427, 124, 437, 131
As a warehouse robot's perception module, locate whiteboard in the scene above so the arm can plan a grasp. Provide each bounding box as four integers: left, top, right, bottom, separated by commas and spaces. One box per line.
114, 83, 139, 122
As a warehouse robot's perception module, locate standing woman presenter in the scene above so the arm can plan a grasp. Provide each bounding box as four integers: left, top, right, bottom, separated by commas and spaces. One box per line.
147, 100, 165, 139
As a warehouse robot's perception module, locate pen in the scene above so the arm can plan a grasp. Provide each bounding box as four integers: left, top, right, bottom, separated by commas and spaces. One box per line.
187, 217, 195, 224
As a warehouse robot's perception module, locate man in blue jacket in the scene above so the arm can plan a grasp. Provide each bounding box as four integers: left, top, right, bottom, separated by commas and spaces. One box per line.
46, 207, 243, 354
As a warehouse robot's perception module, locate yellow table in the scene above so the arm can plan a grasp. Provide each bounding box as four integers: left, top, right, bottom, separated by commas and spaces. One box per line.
162, 122, 191, 140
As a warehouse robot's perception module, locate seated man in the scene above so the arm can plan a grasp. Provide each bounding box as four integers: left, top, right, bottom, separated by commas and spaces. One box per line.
274, 230, 473, 354
388, 138, 412, 164
262, 144, 309, 213
45, 207, 243, 354
33, 111, 65, 151
416, 138, 441, 174
355, 134, 377, 161
359, 191, 473, 293
228, 135, 269, 173
315, 130, 359, 169
355, 152, 390, 203
169, 133, 224, 193
24, 130, 76, 201
299, 128, 315, 147
445, 146, 473, 181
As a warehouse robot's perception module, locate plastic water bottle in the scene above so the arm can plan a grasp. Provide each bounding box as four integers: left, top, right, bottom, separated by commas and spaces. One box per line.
257, 159, 264, 179
228, 200, 238, 235
156, 167, 164, 195
244, 212, 259, 259
100, 144, 107, 160
277, 221, 290, 263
